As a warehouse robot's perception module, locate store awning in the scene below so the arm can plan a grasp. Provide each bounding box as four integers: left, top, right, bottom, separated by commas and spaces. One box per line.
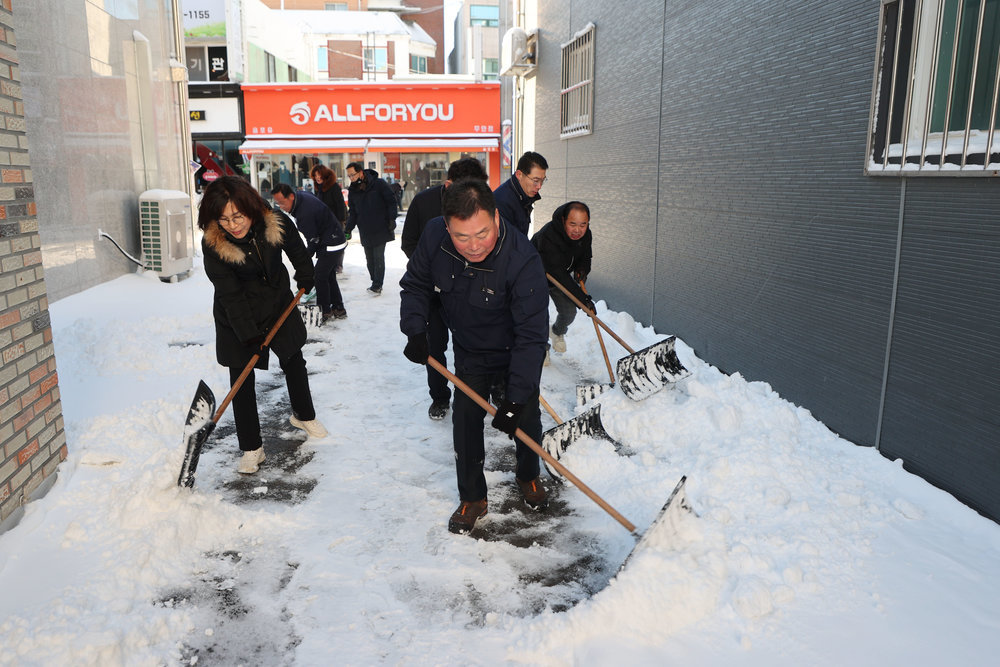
366, 137, 499, 152
238, 138, 369, 154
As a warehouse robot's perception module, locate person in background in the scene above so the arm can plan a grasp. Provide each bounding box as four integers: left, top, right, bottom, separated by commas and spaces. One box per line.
493, 151, 548, 236
399, 178, 550, 535
345, 162, 398, 295
310, 163, 348, 274
530, 201, 594, 361
198, 177, 328, 474
271, 184, 348, 323
400, 157, 489, 420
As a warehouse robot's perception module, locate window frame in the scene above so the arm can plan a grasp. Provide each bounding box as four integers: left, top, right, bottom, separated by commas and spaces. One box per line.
560, 23, 596, 139
866, 0, 1000, 175
470, 5, 500, 28
364, 46, 388, 73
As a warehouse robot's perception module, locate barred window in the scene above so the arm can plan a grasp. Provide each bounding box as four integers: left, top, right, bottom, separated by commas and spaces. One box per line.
867, 0, 1000, 175
560, 23, 595, 139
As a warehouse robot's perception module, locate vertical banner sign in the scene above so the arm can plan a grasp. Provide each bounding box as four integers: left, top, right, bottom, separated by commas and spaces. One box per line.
501, 120, 512, 168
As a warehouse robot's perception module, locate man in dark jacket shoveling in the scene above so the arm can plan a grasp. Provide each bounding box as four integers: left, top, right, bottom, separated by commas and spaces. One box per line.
399, 178, 550, 534
530, 201, 594, 361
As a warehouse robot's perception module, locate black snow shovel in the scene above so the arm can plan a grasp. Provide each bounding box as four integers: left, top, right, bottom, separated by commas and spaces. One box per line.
546, 274, 691, 401
428, 357, 691, 548
177, 288, 306, 488
538, 394, 623, 483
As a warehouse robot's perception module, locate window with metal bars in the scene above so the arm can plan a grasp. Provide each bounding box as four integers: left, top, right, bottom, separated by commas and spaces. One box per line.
560, 23, 596, 139
867, 0, 1000, 174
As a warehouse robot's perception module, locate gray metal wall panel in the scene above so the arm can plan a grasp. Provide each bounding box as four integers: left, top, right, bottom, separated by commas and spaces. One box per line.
880, 182, 1000, 517
531, 0, 1000, 521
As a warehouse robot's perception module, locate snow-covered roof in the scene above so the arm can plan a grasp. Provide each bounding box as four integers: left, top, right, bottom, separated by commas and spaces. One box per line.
403, 18, 435, 47
283, 10, 421, 38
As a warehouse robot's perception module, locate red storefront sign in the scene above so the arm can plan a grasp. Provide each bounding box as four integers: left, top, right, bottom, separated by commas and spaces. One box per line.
242, 82, 501, 139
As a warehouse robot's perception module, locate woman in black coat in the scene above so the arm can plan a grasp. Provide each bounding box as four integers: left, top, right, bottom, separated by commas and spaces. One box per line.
198, 177, 328, 474
310, 164, 348, 274
530, 201, 594, 356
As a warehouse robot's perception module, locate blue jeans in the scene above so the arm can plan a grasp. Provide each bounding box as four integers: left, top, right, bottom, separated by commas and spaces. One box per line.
363, 242, 386, 290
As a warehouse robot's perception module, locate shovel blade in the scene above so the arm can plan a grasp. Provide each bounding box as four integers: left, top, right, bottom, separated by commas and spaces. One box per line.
177, 380, 216, 488
298, 304, 323, 329
575, 381, 615, 407
620, 475, 692, 570
616, 336, 691, 401
542, 404, 622, 482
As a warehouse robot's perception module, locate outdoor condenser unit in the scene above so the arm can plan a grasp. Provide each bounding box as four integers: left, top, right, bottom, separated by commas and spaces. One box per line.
139, 189, 193, 281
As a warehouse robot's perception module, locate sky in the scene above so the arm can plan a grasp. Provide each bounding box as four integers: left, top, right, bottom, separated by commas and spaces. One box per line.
0, 236, 999, 666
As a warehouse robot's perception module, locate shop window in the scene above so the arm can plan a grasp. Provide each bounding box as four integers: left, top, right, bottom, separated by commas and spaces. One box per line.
560, 23, 595, 139
867, 0, 1000, 174
482, 58, 499, 81
410, 54, 428, 74
364, 47, 388, 73
470, 5, 499, 28
317, 46, 329, 74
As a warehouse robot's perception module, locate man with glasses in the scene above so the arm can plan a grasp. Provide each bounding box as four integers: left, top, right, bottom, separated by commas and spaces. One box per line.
345, 162, 398, 295
493, 151, 548, 236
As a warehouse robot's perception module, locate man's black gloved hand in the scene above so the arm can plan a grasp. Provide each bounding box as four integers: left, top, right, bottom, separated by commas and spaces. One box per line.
297, 278, 314, 293
581, 295, 596, 312
245, 334, 267, 353
491, 400, 525, 438
403, 333, 429, 364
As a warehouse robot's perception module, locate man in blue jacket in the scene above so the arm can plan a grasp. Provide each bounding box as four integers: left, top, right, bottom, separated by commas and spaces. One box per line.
272, 184, 347, 322
493, 151, 548, 236
345, 162, 398, 295
399, 178, 550, 534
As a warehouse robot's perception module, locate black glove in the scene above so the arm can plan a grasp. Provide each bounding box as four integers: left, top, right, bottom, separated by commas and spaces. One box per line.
344, 230, 353, 240
297, 278, 314, 293
403, 333, 429, 365
581, 295, 596, 313
245, 334, 267, 353
491, 400, 525, 438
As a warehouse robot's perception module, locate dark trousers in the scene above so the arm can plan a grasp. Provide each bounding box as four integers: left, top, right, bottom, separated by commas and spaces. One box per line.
452, 369, 541, 502
363, 242, 386, 289
229, 350, 315, 452
315, 249, 344, 312
425, 298, 450, 402
549, 288, 578, 336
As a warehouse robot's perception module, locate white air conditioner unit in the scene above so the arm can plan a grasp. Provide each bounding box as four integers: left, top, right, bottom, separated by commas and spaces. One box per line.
139, 189, 193, 281
500, 27, 537, 77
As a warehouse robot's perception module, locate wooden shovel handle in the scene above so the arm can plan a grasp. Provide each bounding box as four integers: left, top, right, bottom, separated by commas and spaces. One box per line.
538, 394, 563, 423
546, 274, 635, 354
428, 356, 637, 534
580, 280, 616, 384
214, 288, 306, 423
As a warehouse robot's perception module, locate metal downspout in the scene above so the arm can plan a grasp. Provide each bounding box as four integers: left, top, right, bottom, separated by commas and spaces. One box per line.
650, 0, 668, 325
875, 178, 906, 451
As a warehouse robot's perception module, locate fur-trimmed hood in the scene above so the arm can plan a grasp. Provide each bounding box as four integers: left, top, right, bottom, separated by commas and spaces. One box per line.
203, 210, 285, 265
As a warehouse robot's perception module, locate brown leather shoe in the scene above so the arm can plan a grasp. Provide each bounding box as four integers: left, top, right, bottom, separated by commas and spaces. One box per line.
516, 477, 548, 510
448, 499, 488, 534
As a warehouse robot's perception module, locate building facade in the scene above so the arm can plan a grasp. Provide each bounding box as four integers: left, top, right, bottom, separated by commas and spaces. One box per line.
509, 1, 1000, 522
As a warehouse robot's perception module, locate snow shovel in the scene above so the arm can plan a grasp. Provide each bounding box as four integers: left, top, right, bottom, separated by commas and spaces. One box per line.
546, 274, 691, 401
177, 288, 306, 488
429, 358, 693, 551
575, 280, 617, 405
428, 356, 639, 533
538, 394, 623, 483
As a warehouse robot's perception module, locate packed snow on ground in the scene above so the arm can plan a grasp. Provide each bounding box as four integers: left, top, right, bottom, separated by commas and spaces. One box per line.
1, 238, 999, 666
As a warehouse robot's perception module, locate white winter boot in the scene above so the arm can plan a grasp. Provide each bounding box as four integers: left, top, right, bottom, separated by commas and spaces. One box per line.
550, 328, 566, 353
237, 447, 265, 474
290, 415, 328, 439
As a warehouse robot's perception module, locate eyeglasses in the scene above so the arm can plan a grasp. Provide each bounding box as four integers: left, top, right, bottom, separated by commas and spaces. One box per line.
218, 212, 247, 227
521, 174, 547, 186
347, 171, 361, 181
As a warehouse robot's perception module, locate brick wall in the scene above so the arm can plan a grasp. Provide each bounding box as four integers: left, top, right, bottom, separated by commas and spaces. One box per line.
0, 0, 66, 526
329, 39, 362, 79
